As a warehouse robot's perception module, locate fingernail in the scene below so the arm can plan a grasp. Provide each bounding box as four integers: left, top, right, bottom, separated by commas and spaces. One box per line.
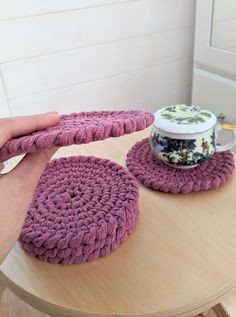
45, 111, 59, 115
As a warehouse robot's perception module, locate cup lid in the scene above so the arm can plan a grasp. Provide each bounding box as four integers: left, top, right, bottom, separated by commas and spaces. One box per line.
154, 104, 217, 134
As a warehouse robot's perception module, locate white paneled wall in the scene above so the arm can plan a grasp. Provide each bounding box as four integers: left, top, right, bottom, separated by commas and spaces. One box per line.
0, 0, 195, 117
0, 74, 10, 117
0, 0, 140, 20
212, 0, 236, 52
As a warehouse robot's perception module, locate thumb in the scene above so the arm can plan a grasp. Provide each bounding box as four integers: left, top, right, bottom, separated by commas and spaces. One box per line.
8, 148, 56, 195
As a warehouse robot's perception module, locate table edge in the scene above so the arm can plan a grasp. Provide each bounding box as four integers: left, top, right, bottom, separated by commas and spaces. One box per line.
1, 270, 236, 317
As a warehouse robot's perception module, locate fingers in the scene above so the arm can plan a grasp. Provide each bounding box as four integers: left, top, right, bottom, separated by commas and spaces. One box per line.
0, 112, 60, 148
0, 148, 57, 263
0, 152, 20, 162
8, 148, 57, 193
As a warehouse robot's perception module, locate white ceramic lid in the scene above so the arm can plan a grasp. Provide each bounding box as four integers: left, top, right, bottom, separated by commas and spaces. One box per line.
154, 104, 217, 134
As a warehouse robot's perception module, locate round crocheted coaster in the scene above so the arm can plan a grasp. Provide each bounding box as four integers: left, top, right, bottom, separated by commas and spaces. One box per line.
19, 156, 139, 264
126, 138, 235, 193
0, 111, 154, 160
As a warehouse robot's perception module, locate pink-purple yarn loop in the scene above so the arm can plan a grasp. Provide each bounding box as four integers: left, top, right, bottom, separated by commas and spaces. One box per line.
0, 110, 154, 160
19, 155, 139, 264
126, 138, 234, 193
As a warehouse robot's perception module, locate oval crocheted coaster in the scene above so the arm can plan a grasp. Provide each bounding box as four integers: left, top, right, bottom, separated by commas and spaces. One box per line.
126, 138, 235, 193
0, 111, 154, 160
19, 156, 139, 264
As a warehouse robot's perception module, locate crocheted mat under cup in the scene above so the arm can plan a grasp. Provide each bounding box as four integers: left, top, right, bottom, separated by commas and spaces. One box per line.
0, 110, 154, 160
126, 138, 235, 193
19, 156, 139, 264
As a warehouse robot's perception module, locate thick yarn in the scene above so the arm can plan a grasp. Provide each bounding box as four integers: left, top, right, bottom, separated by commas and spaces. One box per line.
19, 156, 139, 264
0, 111, 154, 160
126, 138, 235, 193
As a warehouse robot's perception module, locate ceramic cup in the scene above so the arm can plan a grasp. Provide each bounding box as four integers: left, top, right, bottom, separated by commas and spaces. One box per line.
150, 104, 236, 168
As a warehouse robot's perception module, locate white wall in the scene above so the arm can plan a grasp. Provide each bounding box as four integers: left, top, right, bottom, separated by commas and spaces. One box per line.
192, 0, 236, 152
211, 0, 236, 52
0, 0, 196, 117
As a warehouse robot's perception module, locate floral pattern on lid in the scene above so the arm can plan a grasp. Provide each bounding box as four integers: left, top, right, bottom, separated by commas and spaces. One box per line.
155, 104, 217, 134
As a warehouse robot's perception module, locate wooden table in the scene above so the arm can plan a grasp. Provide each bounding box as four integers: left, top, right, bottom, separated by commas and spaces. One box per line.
0, 129, 236, 317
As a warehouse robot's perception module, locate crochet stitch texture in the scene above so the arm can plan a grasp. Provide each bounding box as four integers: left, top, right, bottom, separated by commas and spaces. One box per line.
0, 111, 154, 160
126, 138, 235, 193
19, 156, 139, 264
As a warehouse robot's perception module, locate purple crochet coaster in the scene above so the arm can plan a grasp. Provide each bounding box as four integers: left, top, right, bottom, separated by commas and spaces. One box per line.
19, 156, 139, 264
0, 111, 154, 160
126, 138, 235, 193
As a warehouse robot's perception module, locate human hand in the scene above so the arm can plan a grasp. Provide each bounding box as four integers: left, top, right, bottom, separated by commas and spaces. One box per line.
0, 113, 60, 263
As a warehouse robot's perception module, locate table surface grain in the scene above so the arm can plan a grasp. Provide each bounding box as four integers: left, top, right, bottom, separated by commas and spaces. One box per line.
1, 128, 236, 317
